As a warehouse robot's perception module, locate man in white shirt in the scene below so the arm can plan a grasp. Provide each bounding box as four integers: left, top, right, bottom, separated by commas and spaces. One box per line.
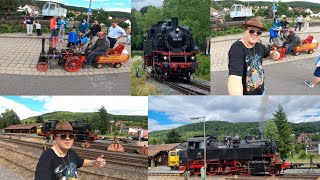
107, 20, 126, 48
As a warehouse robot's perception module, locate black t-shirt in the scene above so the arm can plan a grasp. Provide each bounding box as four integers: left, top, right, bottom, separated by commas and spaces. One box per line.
35, 148, 84, 180
228, 40, 270, 95
280, 20, 289, 28
26, 17, 35, 24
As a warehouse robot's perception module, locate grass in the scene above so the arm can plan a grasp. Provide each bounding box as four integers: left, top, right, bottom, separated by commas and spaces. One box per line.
132, 50, 143, 57
130, 58, 160, 96
194, 54, 210, 81
287, 152, 320, 163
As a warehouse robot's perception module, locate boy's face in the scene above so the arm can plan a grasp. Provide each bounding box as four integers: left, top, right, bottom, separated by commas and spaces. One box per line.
72, 28, 76, 31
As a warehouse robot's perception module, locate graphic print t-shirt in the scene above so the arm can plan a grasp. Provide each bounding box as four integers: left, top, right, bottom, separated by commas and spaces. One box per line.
35, 148, 84, 180
228, 40, 270, 95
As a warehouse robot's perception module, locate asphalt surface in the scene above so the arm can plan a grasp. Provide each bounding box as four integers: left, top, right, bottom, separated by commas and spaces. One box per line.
0, 72, 130, 95
212, 57, 320, 95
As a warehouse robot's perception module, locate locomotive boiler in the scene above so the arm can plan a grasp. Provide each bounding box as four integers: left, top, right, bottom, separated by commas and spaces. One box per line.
144, 17, 199, 81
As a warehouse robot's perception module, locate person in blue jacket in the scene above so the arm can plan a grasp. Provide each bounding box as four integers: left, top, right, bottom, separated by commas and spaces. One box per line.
57, 16, 68, 42
78, 19, 88, 34
269, 25, 279, 45
67, 26, 78, 48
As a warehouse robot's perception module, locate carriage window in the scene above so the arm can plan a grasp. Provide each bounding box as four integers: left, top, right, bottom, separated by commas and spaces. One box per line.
230, 6, 235, 11
236, 6, 241, 11
44, 3, 49, 10
50, 4, 55, 10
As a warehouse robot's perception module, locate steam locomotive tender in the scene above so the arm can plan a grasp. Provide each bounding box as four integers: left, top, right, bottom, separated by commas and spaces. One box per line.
38, 120, 97, 142
178, 136, 290, 176
144, 17, 199, 81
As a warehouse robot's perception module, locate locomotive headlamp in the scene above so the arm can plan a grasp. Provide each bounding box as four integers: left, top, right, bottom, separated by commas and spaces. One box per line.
176, 28, 180, 32
163, 56, 168, 60
191, 56, 195, 60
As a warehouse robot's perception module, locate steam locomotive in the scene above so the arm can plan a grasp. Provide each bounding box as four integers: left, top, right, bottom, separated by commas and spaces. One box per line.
37, 120, 97, 142
143, 17, 199, 81
178, 135, 291, 176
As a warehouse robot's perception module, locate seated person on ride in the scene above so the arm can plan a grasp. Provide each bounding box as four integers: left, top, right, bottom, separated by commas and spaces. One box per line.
282, 30, 301, 53
67, 26, 77, 48
84, 32, 110, 66
76, 32, 88, 52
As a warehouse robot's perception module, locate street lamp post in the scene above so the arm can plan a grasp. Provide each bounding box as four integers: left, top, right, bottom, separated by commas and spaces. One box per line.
87, 0, 92, 25
190, 116, 206, 180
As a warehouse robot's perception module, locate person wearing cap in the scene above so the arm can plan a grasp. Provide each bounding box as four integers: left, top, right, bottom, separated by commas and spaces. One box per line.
280, 17, 290, 40
84, 31, 110, 67
107, 20, 126, 48
35, 121, 106, 180
228, 18, 277, 95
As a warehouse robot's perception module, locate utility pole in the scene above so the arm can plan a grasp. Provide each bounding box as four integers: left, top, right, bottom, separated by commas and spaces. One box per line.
87, 0, 92, 25
273, 0, 276, 19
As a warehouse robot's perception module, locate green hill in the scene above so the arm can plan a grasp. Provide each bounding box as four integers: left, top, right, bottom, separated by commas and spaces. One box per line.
149, 120, 320, 143
22, 111, 147, 129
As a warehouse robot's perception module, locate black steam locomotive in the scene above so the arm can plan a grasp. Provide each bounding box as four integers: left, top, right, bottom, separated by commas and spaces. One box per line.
37, 120, 97, 141
144, 17, 199, 81
178, 135, 290, 176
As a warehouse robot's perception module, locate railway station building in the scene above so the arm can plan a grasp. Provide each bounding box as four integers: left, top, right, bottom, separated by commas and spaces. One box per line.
4, 123, 41, 134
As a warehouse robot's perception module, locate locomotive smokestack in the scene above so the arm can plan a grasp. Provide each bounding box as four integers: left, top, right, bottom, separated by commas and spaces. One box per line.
171, 17, 178, 27
41, 38, 45, 53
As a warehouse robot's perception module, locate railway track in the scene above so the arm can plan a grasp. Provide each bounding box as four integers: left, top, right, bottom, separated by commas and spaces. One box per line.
0, 146, 121, 180
189, 81, 211, 92
165, 81, 208, 95
0, 137, 147, 168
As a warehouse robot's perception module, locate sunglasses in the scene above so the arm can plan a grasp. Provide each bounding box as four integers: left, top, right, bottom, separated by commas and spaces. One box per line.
248, 29, 262, 36
56, 134, 75, 140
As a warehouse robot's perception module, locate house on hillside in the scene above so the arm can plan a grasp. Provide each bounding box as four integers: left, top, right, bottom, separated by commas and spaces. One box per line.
305, 8, 313, 14
21, 5, 40, 16
296, 133, 311, 143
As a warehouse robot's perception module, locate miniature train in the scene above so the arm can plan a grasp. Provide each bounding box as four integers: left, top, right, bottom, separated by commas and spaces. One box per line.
36, 38, 130, 72
143, 17, 199, 81
169, 135, 291, 176
37, 120, 97, 142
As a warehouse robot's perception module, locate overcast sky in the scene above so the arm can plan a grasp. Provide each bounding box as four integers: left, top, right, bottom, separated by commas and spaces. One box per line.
0, 96, 148, 120
149, 96, 320, 132
131, 0, 163, 10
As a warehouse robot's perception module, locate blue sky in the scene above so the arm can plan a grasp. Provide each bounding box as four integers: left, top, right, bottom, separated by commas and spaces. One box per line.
148, 96, 320, 132
0, 96, 147, 120
38, 0, 131, 12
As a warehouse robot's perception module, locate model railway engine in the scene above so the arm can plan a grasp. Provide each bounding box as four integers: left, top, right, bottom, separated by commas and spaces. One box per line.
144, 17, 199, 81
178, 136, 290, 176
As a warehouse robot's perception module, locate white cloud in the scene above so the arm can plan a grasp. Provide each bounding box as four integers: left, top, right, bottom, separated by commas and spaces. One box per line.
21, 96, 51, 101
131, 0, 163, 10
41, 96, 148, 115
0, 97, 41, 119
149, 96, 320, 125
105, 8, 131, 13
148, 118, 184, 132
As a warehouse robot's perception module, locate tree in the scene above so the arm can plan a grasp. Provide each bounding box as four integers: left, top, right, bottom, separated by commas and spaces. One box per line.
0, 109, 21, 129
98, 106, 111, 134
265, 120, 280, 141
36, 116, 44, 123
89, 113, 100, 131
165, 129, 181, 143
272, 105, 293, 159
0, 0, 20, 16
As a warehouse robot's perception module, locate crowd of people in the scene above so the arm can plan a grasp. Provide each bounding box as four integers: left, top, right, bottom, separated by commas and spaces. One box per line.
25, 14, 130, 68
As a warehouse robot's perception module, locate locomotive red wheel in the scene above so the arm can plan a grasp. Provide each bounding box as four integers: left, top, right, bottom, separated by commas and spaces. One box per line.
269, 168, 279, 176
61, 49, 75, 60
65, 56, 82, 72
36, 62, 48, 72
